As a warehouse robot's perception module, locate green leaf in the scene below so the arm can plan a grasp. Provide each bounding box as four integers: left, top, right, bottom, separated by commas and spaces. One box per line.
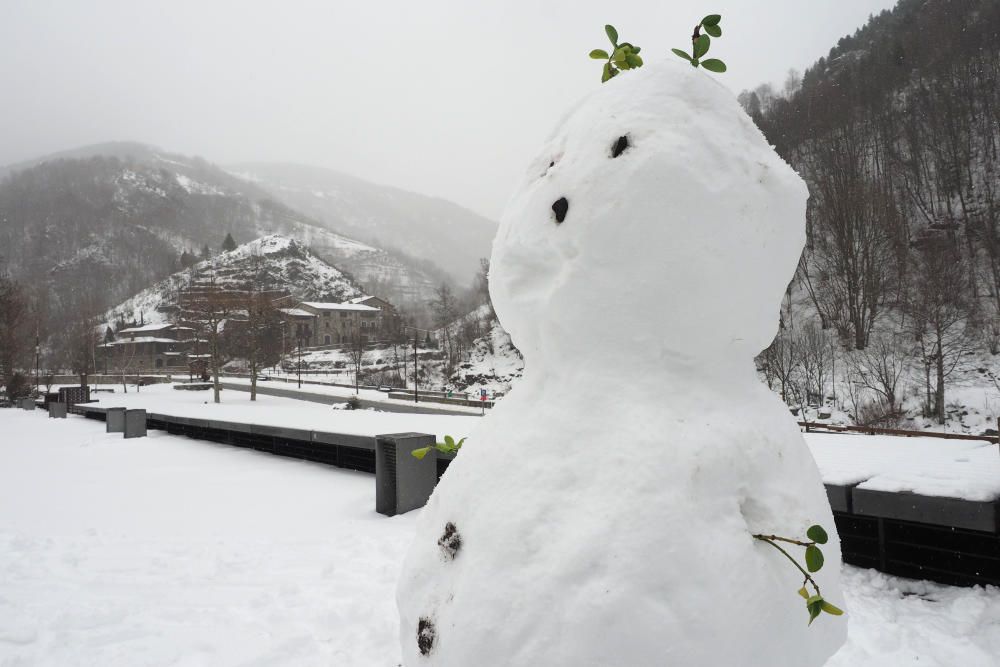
671, 48, 692, 62
605, 24, 618, 46
807, 525, 829, 545
613, 47, 626, 63
411, 447, 432, 460
693, 34, 710, 58
701, 58, 727, 73
601, 62, 613, 83
702, 14, 722, 27
821, 600, 844, 616
444, 435, 455, 447
632, 46, 641, 54
797, 586, 809, 599
455, 437, 466, 449
629, 54, 643, 67
805, 545, 825, 573
704, 23, 722, 38
807, 601, 823, 625
590, 49, 609, 60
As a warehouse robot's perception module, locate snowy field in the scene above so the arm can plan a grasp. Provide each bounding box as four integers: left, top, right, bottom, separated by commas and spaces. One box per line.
1, 409, 999, 666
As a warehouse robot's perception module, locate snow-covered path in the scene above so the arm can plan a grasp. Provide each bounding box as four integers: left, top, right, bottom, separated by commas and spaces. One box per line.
1, 409, 998, 666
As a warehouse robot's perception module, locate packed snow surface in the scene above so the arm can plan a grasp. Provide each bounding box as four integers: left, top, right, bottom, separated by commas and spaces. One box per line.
398, 60, 844, 666
806, 432, 1000, 501
84, 383, 482, 437
2, 410, 999, 666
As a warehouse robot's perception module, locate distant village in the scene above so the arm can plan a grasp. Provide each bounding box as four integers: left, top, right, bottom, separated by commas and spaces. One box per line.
100, 282, 402, 376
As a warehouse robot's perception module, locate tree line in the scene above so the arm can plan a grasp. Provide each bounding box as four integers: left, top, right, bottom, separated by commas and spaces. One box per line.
748, 0, 1000, 424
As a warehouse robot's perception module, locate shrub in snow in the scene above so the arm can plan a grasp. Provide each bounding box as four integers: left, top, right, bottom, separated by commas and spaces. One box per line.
397, 57, 846, 666
4, 372, 31, 400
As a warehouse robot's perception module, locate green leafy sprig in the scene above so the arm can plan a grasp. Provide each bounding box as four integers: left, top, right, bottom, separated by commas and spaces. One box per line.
412, 435, 466, 460
590, 24, 644, 83
753, 524, 845, 625
671, 14, 727, 73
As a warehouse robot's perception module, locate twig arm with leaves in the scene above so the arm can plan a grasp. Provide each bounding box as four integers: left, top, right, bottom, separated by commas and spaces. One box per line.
412, 435, 466, 460
752, 524, 844, 625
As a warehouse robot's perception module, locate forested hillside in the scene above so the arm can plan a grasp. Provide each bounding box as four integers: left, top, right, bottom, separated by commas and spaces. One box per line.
0, 144, 450, 331
746, 0, 1000, 425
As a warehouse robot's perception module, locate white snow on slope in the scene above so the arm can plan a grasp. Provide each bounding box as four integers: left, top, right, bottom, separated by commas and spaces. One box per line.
1, 409, 998, 666
103, 234, 361, 330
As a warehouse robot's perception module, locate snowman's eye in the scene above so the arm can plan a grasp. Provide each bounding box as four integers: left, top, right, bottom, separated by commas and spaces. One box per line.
611, 135, 629, 158
552, 197, 569, 224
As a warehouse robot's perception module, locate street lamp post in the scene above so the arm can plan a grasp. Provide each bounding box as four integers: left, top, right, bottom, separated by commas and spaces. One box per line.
297, 339, 303, 389
34, 335, 40, 396
403, 326, 432, 404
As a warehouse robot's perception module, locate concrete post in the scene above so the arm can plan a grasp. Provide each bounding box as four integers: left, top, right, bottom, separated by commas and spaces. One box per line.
375, 432, 437, 516
48, 402, 67, 419
124, 409, 147, 439
106, 407, 127, 433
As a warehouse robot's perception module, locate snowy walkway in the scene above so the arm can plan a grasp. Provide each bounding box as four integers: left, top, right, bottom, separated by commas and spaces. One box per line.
82, 383, 481, 439
76, 384, 1000, 503
1, 409, 999, 665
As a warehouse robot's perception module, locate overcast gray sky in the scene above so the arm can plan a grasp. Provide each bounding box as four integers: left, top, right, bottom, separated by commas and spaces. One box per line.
0, 0, 897, 219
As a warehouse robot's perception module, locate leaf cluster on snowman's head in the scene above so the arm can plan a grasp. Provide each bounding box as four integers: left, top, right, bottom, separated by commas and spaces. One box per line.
672, 14, 727, 73
589, 24, 643, 83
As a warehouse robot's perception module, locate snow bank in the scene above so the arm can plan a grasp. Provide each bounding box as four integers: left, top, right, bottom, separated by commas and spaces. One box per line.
398, 60, 844, 666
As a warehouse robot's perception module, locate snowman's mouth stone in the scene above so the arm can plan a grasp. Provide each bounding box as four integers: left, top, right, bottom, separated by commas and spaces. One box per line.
611, 135, 629, 158
552, 197, 569, 223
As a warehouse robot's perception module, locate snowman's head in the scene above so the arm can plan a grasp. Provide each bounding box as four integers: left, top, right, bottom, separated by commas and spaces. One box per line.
489, 61, 808, 377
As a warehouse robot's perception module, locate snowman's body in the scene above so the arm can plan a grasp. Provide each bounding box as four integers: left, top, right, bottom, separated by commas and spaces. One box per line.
397, 61, 846, 666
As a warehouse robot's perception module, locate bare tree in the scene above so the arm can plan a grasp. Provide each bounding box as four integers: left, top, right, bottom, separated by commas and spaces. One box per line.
759, 330, 800, 405
0, 273, 29, 385
807, 134, 903, 349
845, 334, 908, 416
180, 274, 234, 403
798, 323, 833, 405
346, 332, 367, 394
906, 241, 979, 422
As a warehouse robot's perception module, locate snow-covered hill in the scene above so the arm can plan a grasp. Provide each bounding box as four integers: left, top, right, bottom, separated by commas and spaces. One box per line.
0, 143, 452, 322
103, 235, 362, 329
229, 162, 497, 284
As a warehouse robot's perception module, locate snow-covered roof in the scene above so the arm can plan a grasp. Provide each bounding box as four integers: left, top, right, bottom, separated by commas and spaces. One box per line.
302, 302, 379, 312
279, 307, 314, 317
348, 295, 373, 304
119, 323, 175, 334
108, 336, 178, 344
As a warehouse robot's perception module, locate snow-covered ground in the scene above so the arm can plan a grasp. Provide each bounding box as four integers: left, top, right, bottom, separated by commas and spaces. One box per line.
1, 409, 998, 665
75, 383, 1000, 502
84, 383, 482, 437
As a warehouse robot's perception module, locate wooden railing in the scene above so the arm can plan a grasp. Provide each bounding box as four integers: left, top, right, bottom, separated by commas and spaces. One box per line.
798, 421, 1000, 445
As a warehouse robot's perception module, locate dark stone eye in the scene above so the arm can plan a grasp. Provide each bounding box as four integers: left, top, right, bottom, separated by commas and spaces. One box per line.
417, 617, 436, 655
552, 197, 569, 223
612, 135, 629, 158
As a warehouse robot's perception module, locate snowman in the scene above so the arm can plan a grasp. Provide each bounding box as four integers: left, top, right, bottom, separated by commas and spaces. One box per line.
397, 60, 846, 666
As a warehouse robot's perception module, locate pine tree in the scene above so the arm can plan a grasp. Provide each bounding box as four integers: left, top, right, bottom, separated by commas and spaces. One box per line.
200, 244, 211, 261
222, 233, 237, 252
